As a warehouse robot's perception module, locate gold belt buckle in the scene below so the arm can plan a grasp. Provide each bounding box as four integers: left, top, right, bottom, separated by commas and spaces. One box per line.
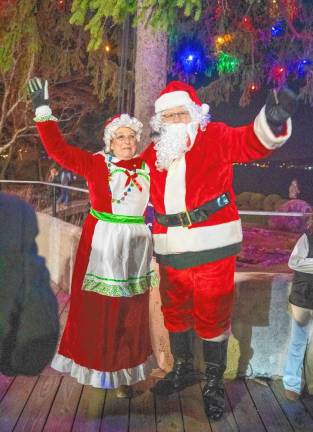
178, 210, 192, 227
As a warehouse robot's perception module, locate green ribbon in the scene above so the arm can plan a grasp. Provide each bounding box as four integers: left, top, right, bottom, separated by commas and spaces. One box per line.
90, 208, 144, 224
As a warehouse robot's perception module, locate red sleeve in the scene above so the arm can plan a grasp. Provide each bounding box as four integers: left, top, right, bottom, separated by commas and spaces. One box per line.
222, 123, 272, 163
140, 142, 155, 168
36, 121, 94, 178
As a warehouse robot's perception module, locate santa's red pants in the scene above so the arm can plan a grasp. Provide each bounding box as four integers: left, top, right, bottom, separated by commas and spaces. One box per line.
159, 256, 236, 339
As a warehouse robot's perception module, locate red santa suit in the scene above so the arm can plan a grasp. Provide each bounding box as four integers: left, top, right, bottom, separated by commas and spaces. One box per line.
142, 82, 292, 340
34, 114, 155, 388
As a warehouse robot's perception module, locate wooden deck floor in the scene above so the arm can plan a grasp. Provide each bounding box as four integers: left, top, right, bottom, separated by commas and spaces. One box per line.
1, 286, 313, 432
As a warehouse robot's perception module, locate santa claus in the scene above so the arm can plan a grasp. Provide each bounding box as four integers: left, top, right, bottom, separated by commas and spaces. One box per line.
142, 81, 297, 420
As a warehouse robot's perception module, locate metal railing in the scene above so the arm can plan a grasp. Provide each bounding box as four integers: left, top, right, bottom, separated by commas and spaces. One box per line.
0, 180, 89, 223
1, 180, 309, 217
1, 180, 311, 271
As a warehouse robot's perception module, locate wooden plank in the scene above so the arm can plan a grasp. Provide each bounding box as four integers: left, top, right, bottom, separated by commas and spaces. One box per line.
225, 379, 266, 432
205, 384, 239, 432
100, 389, 129, 432
0, 375, 14, 402
129, 389, 156, 432
302, 393, 313, 420
269, 379, 313, 431
13, 375, 61, 432
180, 384, 212, 432
41, 364, 62, 377
246, 379, 293, 432
0, 375, 39, 432
155, 391, 183, 432
43, 376, 83, 432
72, 385, 106, 432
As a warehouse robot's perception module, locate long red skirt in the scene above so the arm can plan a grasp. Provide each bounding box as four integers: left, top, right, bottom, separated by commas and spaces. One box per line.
53, 214, 154, 387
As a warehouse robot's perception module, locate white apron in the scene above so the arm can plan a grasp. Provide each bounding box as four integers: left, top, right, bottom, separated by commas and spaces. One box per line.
83, 154, 154, 297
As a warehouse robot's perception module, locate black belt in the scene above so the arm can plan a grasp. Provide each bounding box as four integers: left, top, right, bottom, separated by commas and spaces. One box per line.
154, 192, 230, 228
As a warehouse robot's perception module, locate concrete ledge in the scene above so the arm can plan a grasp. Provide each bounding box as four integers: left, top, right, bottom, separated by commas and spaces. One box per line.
229, 272, 292, 378
36, 213, 312, 384
36, 212, 81, 292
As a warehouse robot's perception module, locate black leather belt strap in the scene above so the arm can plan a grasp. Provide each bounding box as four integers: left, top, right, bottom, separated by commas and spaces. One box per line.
154, 192, 230, 228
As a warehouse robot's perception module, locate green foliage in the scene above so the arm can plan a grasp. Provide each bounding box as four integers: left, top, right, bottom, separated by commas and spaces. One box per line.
169, 0, 313, 106
70, 0, 136, 50
87, 51, 119, 102
0, 1, 120, 103
0, 0, 125, 179
70, 0, 313, 106
0, 1, 40, 75
70, 0, 202, 50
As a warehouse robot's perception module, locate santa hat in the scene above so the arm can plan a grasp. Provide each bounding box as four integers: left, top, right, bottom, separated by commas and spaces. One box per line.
103, 114, 143, 152
154, 81, 210, 116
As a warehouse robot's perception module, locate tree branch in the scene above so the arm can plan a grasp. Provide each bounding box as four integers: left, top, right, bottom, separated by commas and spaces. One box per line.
0, 125, 29, 154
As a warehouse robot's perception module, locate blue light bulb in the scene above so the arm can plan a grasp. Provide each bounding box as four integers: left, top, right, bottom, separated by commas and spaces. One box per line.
271, 20, 285, 37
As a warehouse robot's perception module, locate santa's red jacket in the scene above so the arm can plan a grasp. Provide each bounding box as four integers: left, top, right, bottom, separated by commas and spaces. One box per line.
142, 107, 292, 269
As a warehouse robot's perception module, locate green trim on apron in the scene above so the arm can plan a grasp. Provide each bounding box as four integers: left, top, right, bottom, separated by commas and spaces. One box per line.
90, 208, 145, 224
83, 271, 158, 297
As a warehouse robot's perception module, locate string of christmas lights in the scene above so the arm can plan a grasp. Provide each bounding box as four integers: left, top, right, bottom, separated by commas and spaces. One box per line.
170, 0, 313, 103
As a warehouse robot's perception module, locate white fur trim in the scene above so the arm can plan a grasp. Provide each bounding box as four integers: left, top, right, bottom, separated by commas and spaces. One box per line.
201, 103, 210, 115
186, 122, 198, 147
153, 219, 243, 255
35, 105, 52, 117
254, 106, 292, 149
155, 91, 194, 113
164, 156, 186, 213
51, 353, 156, 389
103, 114, 143, 152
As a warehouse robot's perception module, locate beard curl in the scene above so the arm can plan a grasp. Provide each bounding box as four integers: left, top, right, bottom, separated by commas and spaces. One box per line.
154, 123, 189, 171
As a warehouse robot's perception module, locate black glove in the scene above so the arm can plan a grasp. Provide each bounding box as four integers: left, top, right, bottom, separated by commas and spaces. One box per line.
27, 78, 49, 110
265, 87, 298, 133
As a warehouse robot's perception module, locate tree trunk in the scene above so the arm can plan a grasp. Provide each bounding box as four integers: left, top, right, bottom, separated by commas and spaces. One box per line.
134, 18, 167, 152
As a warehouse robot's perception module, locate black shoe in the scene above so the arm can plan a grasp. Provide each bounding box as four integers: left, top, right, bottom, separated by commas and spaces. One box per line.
202, 364, 226, 420
151, 330, 197, 396
151, 359, 198, 395
202, 340, 228, 421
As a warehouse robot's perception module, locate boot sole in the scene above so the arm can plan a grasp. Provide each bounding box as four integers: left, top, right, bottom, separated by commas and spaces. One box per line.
151, 376, 200, 396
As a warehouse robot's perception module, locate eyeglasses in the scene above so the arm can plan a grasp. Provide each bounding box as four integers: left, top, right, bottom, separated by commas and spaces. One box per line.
114, 134, 137, 143
161, 111, 190, 122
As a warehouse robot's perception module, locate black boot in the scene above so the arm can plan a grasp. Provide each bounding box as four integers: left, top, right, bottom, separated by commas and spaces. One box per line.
202, 340, 228, 421
151, 330, 197, 395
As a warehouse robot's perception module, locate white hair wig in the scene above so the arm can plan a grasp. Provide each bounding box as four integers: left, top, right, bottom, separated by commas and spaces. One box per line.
103, 114, 143, 152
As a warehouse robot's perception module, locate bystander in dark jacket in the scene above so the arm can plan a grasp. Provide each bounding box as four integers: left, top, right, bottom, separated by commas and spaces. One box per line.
0, 192, 59, 376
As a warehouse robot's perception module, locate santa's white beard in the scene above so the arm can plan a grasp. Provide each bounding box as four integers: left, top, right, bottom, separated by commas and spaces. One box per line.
154, 123, 189, 171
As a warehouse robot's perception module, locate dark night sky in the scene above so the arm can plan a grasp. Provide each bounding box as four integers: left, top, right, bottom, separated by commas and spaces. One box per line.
208, 88, 313, 162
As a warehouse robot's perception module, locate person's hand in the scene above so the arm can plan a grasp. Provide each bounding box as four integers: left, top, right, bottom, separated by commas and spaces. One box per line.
27, 78, 49, 110
265, 87, 299, 130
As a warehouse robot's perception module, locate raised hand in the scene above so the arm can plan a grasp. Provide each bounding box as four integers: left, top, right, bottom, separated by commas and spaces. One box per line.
27, 78, 49, 110
265, 87, 299, 129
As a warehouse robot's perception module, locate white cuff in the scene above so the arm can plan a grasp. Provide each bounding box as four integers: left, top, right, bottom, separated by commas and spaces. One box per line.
35, 105, 52, 117
253, 106, 292, 150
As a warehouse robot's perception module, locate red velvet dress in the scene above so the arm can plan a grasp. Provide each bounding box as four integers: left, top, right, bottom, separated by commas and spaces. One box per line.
36, 120, 155, 388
